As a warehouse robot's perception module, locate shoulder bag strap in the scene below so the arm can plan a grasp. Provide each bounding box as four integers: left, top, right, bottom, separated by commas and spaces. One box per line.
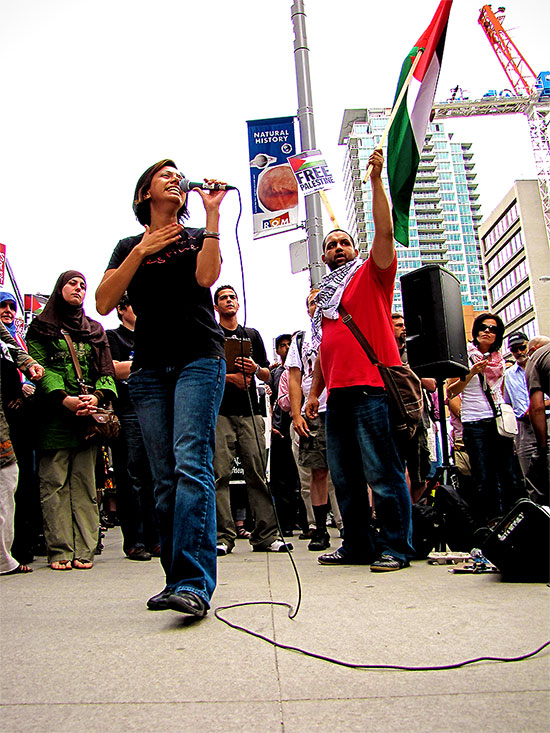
468, 355, 498, 417
61, 330, 89, 394
476, 365, 498, 417
337, 304, 381, 366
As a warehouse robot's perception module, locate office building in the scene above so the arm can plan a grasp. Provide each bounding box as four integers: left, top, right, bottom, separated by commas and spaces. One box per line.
479, 180, 550, 339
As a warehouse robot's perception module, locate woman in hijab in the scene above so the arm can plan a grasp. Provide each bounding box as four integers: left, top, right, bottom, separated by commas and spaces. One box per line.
27, 271, 116, 570
446, 312, 522, 523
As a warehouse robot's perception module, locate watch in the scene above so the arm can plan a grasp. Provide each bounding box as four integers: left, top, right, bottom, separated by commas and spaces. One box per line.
254, 364, 261, 376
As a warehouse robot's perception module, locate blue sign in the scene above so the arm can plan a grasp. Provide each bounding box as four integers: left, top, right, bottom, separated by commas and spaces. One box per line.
246, 116, 299, 239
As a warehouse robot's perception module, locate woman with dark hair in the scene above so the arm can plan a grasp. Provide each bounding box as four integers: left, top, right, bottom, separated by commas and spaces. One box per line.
96, 160, 226, 618
447, 312, 522, 522
27, 271, 117, 570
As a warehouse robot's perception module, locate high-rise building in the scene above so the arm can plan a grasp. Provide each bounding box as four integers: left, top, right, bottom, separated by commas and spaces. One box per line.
479, 180, 550, 340
339, 108, 488, 312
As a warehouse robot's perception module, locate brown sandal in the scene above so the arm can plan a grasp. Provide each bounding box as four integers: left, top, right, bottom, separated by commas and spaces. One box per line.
50, 560, 72, 571
4, 564, 33, 575
72, 559, 93, 570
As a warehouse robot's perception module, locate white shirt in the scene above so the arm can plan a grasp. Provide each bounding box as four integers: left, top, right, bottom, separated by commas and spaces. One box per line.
461, 370, 504, 423
286, 330, 327, 413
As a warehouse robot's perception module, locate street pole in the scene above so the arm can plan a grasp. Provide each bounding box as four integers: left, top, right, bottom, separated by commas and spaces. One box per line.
290, 0, 325, 287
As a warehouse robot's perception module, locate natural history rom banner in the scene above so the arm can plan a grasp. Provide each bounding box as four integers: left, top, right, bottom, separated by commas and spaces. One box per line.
246, 116, 299, 239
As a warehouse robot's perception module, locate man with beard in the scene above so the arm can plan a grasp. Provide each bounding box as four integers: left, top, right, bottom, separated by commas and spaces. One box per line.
305, 149, 414, 572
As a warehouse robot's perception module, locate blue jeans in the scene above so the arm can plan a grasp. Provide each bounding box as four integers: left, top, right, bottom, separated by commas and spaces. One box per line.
326, 388, 414, 563
128, 358, 225, 603
462, 418, 523, 521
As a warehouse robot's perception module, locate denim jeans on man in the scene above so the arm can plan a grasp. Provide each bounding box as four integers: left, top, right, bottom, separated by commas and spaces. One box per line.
325, 388, 414, 563
128, 358, 225, 604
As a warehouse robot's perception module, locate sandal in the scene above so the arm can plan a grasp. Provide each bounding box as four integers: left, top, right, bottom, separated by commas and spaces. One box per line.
50, 560, 72, 571
236, 526, 251, 540
4, 564, 33, 575
72, 559, 93, 570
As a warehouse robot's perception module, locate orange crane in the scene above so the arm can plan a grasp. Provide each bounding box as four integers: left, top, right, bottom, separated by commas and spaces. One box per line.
433, 5, 550, 242
478, 4, 537, 96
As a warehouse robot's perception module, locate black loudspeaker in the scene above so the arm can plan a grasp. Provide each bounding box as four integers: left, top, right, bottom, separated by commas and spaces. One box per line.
480, 499, 550, 581
400, 265, 469, 378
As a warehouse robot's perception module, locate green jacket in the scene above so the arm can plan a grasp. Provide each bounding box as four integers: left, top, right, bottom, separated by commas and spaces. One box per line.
27, 337, 117, 451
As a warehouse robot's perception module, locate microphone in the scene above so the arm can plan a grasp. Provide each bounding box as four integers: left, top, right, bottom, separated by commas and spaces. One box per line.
178, 178, 236, 193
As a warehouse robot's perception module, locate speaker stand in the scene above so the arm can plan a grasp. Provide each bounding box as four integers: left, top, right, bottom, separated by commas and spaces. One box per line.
431, 377, 461, 551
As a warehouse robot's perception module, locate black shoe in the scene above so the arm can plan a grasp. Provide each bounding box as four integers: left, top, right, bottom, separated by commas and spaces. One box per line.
147, 587, 173, 611
298, 528, 315, 540
148, 544, 161, 558
317, 549, 367, 566
282, 529, 294, 537
166, 590, 209, 617
370, 554, 409, 572
128, 546, 152, 561
308, 530, 330, 552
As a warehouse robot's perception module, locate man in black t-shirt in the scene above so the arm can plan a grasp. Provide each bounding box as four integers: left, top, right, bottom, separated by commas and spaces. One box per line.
106, 295, 158, 561
213, 285, 292, 555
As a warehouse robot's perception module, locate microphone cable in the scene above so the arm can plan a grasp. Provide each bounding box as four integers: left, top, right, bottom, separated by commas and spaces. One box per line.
211, 188, 549, 675
218, 187, 302, 620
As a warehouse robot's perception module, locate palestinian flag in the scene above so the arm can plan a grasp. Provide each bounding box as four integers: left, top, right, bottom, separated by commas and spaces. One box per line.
387, 0, 452, 246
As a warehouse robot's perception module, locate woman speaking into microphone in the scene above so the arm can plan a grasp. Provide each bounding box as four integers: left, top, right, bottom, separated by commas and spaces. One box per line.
96, 160, 227, 618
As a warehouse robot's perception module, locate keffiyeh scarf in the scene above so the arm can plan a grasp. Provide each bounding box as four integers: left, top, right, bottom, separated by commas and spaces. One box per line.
311, 257, 363, 348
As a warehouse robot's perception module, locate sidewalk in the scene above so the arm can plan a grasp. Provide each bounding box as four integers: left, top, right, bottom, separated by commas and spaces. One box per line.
1, 526, 549, 732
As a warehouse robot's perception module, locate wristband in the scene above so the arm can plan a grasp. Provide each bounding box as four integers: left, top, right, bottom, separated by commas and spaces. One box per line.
204, 230, 220, 240
254, 364, 261, 376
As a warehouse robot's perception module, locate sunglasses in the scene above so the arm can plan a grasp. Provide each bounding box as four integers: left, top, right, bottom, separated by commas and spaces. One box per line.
478, 324, 498, 334
510, 344, 527, 353
0, 302, 16, 311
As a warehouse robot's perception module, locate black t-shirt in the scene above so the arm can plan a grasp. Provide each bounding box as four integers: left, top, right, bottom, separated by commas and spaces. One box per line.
106, 324, 134, 411
219, 324, 269, 416
106, 228, 225, 369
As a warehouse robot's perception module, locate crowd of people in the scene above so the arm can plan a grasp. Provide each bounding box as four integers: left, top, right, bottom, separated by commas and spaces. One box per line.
1, 152, 548, 620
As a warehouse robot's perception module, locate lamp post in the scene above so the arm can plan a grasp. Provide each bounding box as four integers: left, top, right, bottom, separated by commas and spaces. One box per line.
290, 0, 325, 287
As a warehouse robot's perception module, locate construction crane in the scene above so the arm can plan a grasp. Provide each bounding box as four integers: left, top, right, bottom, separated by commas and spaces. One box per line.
432, 5, 550, 243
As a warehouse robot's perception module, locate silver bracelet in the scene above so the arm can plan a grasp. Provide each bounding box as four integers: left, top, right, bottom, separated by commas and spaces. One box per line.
204, 230, 220, 239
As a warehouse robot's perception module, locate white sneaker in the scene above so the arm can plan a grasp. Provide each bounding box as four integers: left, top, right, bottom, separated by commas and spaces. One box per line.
253, 539, 293, 552
216, 543, 231, 556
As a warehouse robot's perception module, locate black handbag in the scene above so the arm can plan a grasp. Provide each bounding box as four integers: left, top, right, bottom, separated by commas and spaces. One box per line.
61, 330, 120, 444
337, 305, 423, 439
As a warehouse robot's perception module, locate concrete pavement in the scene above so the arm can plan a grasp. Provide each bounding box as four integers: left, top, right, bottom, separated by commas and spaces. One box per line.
1, 527, 549, 732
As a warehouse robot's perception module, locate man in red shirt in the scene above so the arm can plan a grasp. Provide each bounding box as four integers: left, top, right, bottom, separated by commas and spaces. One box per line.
305, 149, 414, 571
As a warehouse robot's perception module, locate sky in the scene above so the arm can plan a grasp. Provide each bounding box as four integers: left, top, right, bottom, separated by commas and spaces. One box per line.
1, 0, 548, 355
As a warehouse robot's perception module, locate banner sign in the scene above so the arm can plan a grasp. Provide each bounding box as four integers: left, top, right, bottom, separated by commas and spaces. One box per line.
0, 244, 5, 286
246, 116, 299, 239
287, 149, 335, 196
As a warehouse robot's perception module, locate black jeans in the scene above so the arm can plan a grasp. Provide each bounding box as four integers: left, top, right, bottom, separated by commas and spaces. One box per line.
112, 409, 158, 554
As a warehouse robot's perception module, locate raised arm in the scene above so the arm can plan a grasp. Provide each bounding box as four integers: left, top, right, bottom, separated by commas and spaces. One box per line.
194, 181, 226, 288
369, 149, 395, 271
